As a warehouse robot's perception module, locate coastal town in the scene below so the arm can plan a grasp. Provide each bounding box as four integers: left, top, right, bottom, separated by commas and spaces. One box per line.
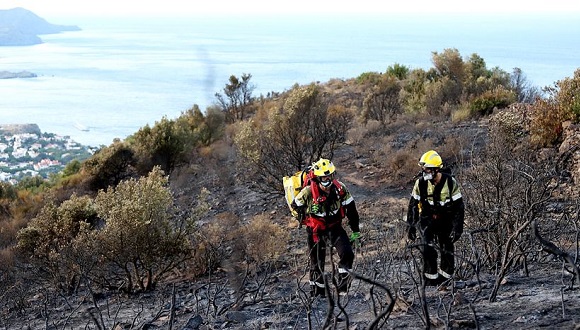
0, 124, 94, 184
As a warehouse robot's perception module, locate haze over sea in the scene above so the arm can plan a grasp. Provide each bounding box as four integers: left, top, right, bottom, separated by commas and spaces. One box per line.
1, 13, 578, 147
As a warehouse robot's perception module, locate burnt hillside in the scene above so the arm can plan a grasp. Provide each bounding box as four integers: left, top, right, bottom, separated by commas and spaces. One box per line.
1, 67, 579, 328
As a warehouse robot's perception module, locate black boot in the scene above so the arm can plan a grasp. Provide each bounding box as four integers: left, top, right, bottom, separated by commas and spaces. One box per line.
310, 284, 326, 298
425, 276, 444, 286
337, 273, 351, 295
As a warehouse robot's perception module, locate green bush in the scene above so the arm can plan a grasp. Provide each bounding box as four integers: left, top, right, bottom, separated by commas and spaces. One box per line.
386, 63, 409, 80
528, 70, 580, 146
93, 167, 194, 292
470, 87, 516, 117
16, 194, 97, 293
129, 117, 184, 174
362, 75, 402, 125
356, 71, 382, 85
82, 141, 137, 191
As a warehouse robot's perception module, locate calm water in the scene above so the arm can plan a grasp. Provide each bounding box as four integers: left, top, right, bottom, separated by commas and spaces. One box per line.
1, 14, 578, 147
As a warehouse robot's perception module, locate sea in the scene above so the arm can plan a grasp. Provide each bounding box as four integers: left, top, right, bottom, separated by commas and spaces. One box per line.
1, 13, 578, 147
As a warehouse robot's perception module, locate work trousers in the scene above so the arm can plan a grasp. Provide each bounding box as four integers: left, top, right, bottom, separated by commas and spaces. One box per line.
306, 224, 353, 293
420, 216, 455, 280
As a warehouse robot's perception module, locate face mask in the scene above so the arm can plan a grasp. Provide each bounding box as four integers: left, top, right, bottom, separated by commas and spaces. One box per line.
321, 180, 332, 187
422, 172, 433, 181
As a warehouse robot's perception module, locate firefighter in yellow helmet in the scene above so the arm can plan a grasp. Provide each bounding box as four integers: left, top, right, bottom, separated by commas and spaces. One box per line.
291, 158, 361, 297
407, 150, 465, 286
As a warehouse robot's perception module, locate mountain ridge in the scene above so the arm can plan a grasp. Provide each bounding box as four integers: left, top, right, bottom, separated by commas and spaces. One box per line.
0, 7, 80, 46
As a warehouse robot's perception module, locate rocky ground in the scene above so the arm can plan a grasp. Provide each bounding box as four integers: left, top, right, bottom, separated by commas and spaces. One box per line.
2, 119, 580, 330
4, 155, 580, 330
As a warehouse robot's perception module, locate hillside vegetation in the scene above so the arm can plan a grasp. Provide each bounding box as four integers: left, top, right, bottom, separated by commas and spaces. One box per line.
0, 50, 579, 329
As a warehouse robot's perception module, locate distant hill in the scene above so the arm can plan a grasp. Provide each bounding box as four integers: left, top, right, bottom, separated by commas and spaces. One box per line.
0, 123, 42, 135
0, 7, 80, 46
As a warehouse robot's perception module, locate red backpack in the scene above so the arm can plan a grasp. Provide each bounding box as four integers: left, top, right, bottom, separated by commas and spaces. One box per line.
283, 166, 345, 219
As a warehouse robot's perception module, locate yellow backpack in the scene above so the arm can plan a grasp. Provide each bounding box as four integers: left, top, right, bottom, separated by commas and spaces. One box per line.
283, 170, 309, 218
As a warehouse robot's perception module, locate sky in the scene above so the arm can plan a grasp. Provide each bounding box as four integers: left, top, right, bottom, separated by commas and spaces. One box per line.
2, 0, 580, 19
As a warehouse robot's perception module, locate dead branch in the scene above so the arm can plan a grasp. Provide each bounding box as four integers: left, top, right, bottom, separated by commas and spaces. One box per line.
349, 270, 395, 330
533, 218, 580, 285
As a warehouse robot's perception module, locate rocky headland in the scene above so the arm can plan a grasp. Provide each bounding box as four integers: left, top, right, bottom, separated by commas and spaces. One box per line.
0, 7, 80, 46
0, 70, 37, 79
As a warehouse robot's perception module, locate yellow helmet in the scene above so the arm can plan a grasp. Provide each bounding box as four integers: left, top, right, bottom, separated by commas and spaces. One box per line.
419, 150, 443, 168
312, 158, 336, 177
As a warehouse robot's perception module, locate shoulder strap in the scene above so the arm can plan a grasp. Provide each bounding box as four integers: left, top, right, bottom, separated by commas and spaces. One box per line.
419, 173, 452, 203
435, 173, 453, 203
310, 179, 323, 204
332, 179, 346, 198
432, 177, 445, 204
446, 173, 454, 195
301, 168, 323, 204
300, 168, 313, 188
419, 178, 428, 202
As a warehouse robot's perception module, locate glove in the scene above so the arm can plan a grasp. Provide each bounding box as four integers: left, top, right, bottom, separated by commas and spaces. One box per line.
311, 204, 320, 214
408, 226, 417, 241
349, 232, 362, 247
450, 230, 461, 243
296, 207, 305, 222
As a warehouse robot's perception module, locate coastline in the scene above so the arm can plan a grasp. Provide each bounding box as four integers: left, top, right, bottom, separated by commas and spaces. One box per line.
1, 14, 578, 147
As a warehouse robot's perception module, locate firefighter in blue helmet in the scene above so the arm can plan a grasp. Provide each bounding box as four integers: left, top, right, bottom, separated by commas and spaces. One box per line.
407, 150, 465, 286
291, 158, 361, 297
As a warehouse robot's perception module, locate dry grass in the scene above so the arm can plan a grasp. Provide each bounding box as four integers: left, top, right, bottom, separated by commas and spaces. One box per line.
242, 213, 290, 269
1, 97, 578, 329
